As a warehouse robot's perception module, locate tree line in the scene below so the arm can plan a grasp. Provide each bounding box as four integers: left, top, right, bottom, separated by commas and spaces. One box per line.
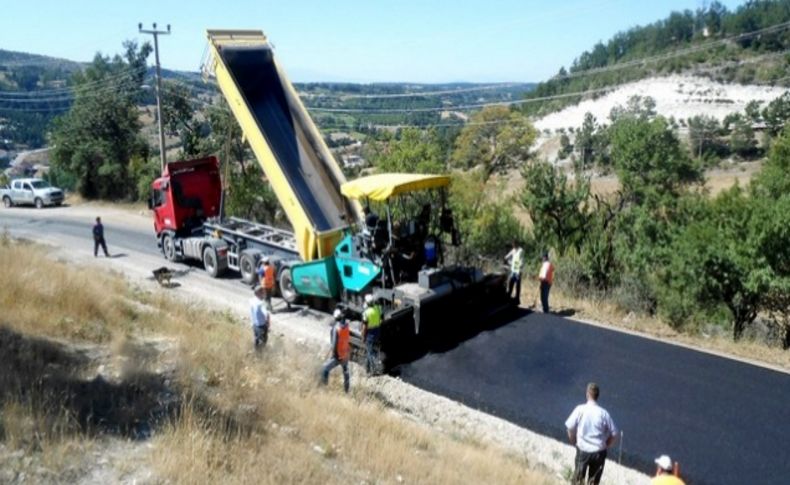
525, 0, 790, 117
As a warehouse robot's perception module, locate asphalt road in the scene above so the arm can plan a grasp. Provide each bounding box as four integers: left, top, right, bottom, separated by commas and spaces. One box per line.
400, 312, 790, 485
4, 206, 789, 485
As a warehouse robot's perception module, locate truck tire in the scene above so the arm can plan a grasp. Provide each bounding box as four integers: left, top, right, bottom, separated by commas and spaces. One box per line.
161, 233, 180, 262
203, 246, 221, 278
278, 266, 300, 304
2, 197, 12, 208
239, 252, 259, 285
35, 198, 44, 209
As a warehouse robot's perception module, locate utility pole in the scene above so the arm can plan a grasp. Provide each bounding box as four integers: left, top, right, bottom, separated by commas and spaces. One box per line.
138, 22, 171, 171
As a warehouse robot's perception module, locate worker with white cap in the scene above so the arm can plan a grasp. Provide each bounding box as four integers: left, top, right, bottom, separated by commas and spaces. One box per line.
321, 308, 351, 393
651, 455, 684, 485
362, 293, 383, 374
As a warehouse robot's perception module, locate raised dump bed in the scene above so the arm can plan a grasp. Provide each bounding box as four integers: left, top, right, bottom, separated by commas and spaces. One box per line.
206, 30, 360, 261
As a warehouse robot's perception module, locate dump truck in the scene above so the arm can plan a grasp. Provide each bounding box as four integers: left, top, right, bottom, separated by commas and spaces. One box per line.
150, 30, 511, 369
149, 156, 300, 285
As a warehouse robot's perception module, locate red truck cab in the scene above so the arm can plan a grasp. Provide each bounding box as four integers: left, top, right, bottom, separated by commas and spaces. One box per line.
150, 156, 223, 237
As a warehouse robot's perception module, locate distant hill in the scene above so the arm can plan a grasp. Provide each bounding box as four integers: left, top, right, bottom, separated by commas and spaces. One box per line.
0, 46, 536, 147
523, 0, 790, 117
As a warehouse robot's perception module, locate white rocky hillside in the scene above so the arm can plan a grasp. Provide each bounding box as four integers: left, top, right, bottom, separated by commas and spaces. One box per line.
534, 74, 788, 133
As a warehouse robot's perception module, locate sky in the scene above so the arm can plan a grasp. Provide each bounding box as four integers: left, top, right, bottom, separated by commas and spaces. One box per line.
0, 0, 747, 83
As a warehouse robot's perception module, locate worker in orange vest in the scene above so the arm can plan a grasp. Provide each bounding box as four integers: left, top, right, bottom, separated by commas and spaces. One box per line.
651, 455, 685, 485
257, 256, 276, 311
321, 308, 351, 393
538, 251, 555, 313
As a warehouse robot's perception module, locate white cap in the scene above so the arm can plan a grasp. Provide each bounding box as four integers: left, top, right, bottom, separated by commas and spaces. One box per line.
655, 455, 673, 471
333, 309, 343, 320
364, 294, 373, 304
262, 256, 270, 263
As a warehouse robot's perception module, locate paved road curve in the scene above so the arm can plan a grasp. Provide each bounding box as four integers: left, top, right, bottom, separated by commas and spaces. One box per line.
401, 312, 790, 485
4, 207, 789, 484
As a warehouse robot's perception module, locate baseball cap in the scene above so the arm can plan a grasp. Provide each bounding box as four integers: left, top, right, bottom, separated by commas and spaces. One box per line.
333, 309, 343, 320
655, 455, 673, 471
365, 294, 373, 304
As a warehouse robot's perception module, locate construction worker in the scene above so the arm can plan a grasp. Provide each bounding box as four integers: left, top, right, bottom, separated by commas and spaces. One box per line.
321, 308, 351, 393
257, 256, 276, 311
362, 293, 382, 375
249, 285, 270, 349
92, 216, 110, 257
538, 251, 555, 313
504, 240, 525, 304
651, 455, 685, 485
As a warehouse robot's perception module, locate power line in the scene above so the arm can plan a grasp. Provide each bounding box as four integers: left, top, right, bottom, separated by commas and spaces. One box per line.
0, 77, 147, 104
301, 83, 527, 100
0, 65, 147, 98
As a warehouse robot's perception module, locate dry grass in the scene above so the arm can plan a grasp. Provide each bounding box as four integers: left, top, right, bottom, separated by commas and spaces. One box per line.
0, 241, 554, 484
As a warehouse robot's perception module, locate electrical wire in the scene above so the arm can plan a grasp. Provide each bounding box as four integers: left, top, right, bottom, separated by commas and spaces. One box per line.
0, 65, 147, 98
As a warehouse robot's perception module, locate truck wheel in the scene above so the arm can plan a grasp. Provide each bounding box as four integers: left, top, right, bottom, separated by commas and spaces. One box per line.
161, 233, 180, 262
278, 266, 300, 304
239, 252, 258, 285
2, 197, 12, 208
203, 246, 221, 278
35, 198, 44, 209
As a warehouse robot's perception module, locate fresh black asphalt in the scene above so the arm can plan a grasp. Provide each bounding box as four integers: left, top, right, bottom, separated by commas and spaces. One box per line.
4, 209, 789, 484
400, 311, 790, 485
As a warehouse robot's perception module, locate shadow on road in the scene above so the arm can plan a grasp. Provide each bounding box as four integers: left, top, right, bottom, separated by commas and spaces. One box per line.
386, 304, 532, 376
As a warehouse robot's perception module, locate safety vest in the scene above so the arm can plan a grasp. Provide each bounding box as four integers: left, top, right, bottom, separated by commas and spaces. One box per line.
261, 264, 275, 289
336, 324, 350, 361
364, 305, 382, 330
511, 248, 524, 274
539, 261, 555, 285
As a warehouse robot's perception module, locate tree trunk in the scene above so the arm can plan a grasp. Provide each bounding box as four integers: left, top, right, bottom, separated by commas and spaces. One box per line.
733, 319, 745, 341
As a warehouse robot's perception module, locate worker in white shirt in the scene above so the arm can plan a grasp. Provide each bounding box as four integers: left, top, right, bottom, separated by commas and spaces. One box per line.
504, 240, 525, 304
565, 382, 619, 485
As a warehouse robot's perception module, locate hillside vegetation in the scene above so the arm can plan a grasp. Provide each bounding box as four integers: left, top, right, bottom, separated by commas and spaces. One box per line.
0, 238, 552, 484
524, 0, 790, 116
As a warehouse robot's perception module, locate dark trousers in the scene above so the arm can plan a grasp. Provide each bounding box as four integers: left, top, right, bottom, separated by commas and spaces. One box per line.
263, 287, 274, 311
253, 325, 268, 349
572, 448, 607, 485
94, 237, 109, 257
540, 281, 551, 313
507, 272, 521, 303
321, 357, 350, 393
365, 330, 380, 375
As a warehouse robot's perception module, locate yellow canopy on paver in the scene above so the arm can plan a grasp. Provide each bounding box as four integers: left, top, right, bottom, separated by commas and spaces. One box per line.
341, 173, 451, 202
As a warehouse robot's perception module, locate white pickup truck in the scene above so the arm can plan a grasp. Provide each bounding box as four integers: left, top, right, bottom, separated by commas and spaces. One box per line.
1, 178, 64, 208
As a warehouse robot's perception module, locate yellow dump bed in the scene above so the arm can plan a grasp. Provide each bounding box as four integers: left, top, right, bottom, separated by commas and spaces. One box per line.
205, 30, 360, 261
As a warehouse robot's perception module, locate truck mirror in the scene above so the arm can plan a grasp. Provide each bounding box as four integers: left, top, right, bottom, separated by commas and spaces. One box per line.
147, 194, 154, 210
